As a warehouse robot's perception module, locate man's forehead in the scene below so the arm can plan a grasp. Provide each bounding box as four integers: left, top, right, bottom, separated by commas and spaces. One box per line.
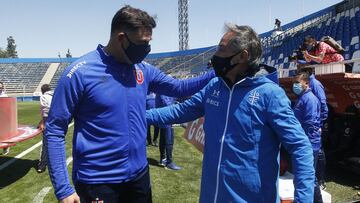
294, 75, 305, 82
220, 32, 235, 44
133, 27, 152, 37
218, 32, 236, 50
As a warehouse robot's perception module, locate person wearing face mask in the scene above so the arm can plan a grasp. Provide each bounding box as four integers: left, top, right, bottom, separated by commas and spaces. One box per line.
45, 5, 215, 203
292, 72, 323, 203
297, 67, 328, 190
302, 35, 344, 64
146, 24, 314, 203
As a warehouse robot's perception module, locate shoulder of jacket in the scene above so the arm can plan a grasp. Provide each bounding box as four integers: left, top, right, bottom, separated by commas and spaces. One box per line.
64, 50, 103, 78
138, 61, 156, 69
261, 82, 284, 95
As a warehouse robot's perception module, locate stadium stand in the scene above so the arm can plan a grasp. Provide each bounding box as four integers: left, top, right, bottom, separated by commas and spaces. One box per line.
0, 0, 359, 95
261, 0, 360, 73
0, 63, 50, 94
145, 45, 216, 76
49, 62, 71, 88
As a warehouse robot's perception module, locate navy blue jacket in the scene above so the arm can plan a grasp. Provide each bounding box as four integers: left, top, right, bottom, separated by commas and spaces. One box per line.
155, 94, 175, 108
147, 67, 314, 203
309, 74, 328, 125
146, 92, 156, 110
293, 88, 322, 151
45, 45, 215, 200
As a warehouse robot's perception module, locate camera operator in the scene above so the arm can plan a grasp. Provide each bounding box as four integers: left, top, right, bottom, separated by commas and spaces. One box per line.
302, 35, 344, 64
289, 44, 309, 68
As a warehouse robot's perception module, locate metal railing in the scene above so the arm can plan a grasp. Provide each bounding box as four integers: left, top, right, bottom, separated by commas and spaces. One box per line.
278, 58, 360, 78
166, 46, 217, 76
261, 12, 333, 49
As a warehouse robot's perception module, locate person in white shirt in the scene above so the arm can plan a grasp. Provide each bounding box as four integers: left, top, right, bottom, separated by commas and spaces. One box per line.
0, 81, 8, 97
37, 84, 53, 173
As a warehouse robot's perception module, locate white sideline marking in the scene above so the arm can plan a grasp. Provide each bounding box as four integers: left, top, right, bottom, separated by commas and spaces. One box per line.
32, 187, 52, 203
32, 157, 73, 203
0, 122, 74, 171
34, 155, 74, 203
66, 156, 73, 166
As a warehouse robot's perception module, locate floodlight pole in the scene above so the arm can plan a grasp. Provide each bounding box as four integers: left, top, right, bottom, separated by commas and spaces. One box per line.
178, 0, 189, 51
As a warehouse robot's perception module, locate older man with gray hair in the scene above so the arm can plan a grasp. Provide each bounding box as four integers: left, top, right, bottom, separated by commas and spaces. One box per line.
146, 24, 315, 202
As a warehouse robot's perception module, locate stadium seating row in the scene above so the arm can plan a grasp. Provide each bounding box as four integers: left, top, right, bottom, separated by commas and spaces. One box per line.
262, 7, 360, 71
0, 63, 49, 94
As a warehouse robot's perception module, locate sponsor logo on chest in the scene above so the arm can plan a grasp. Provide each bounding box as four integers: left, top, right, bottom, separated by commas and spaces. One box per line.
206, 89, 221, 107
66, 61, 86, 78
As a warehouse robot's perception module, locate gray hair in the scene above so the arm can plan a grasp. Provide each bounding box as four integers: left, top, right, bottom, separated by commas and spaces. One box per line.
225, 24, 262, 68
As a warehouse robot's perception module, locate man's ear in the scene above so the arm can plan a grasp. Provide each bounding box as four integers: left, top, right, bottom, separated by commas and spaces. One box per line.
116, 32, 126, 44
231, 50, 249, 65
240, 50, 249, 62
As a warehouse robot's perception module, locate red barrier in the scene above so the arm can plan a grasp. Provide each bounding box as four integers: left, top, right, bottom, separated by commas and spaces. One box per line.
0, 98, 41, 149
0, 97, 18, 141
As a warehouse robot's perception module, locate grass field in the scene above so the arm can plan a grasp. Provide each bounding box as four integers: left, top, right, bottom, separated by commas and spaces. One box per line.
0, 102, 359, 203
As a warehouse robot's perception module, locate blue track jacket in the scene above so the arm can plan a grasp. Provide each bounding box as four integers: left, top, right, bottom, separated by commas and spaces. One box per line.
146, 66, 315, 203
293, 89, 322, 151
45, 45, 215, 200
309, 74, 328, 125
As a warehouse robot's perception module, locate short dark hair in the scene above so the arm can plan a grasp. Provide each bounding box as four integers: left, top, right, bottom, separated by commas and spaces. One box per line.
296, 71, 310, 83
225, 24, 262, 68
297, 67, 313, 76
304, 35, 316, 43
41, 84, 51, 94
111, 5, 156, 35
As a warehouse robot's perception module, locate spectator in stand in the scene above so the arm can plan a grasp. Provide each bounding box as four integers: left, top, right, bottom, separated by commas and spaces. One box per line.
146, 92, 159, 146
292, 72, 323, 203
302, 35, 344, 64
0, 81, 10, 155
37, 84, 53, 173
274, 18, 282, 31
155, 93, 181, 170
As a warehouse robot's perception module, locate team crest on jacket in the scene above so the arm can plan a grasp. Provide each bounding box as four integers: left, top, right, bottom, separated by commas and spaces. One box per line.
134, 68, 144, 85
248, 90, 260, 105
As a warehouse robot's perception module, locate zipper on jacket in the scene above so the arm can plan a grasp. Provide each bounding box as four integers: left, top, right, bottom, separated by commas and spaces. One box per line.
213, 78, 245, 203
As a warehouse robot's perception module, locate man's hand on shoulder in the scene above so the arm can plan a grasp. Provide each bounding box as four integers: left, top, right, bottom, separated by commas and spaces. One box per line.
60, 193, 80, 203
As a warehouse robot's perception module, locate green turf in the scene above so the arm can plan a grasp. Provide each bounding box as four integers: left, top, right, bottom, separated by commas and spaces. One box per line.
0, 102, 359, 202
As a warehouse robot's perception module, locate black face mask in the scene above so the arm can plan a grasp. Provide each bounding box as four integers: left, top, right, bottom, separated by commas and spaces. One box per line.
210, 53, 239, 77
123, 33, 151, 64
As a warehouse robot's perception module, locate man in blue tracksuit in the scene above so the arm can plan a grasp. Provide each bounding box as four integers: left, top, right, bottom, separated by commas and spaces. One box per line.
45, 6, 215, 203
155, 94, 181, 170
298, 67, 328, 189
147, 25, 314, 202
146, 92, 159, 146
292, 72, 323, 203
